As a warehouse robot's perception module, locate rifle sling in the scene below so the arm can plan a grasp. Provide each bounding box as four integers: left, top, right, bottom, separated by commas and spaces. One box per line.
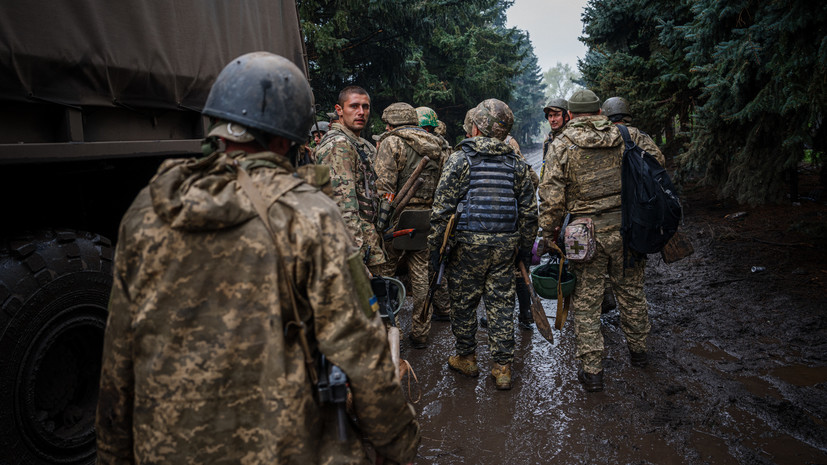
235, 162, 319, 385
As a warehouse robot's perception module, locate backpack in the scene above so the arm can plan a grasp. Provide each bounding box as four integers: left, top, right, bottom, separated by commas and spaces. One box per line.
617, 124, 682, 267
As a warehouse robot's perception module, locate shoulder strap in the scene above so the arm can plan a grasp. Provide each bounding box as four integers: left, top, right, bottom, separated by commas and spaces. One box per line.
616, 124, 636, 151
235, 164, 318, 385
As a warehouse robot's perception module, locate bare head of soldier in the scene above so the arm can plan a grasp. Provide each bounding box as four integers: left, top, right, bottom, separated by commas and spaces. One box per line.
335, 86, 371, 136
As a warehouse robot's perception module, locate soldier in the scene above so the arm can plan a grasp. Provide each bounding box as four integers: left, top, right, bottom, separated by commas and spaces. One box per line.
540, 98, 569, 178
310, 120, 330, 147
602, 96, 633, 125
537, 89, 665, 392
95, 53, 420, 464
375, 103, 444, 349
316, 86, 386, 272
430, 99, 538, 390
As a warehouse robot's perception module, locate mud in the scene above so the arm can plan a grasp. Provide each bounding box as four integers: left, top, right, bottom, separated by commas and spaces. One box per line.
391, 146, 827, 464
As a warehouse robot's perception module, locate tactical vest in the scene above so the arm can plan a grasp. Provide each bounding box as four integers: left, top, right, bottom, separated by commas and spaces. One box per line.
565, 136, 622, 214
456, 149, 518, 233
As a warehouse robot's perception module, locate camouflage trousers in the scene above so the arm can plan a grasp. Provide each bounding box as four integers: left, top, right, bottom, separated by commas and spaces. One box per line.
447, 242, 516, 365
378, 244, 431, 341
569, 229, 650, 374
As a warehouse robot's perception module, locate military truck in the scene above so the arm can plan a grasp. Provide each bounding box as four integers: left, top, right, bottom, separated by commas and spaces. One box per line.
0, 2, 306, 463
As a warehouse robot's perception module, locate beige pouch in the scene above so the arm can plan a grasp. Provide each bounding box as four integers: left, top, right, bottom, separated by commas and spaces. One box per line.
564, 217, 596, 262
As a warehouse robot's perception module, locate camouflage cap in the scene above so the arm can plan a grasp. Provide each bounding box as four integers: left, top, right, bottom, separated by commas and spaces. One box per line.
207, 120, 256, 143
382, 102, 418, 126
470, 98, 514, 140
568, 89, 601, 113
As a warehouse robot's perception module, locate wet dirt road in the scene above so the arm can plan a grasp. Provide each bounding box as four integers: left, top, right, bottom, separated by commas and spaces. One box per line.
392, 146, 827, 465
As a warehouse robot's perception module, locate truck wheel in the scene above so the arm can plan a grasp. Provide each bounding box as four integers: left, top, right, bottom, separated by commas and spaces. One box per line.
0, 230, 113, 465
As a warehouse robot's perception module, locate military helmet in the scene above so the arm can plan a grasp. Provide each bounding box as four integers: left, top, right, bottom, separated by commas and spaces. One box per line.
531, 262, 576, 299
462, 109, 476, 136
435, 120, 447, 137
382, 102, 417, 126
470, 98, 514, 141
567, 89, 601, 113
543, 97, 568, 115
308, 120, 330, 136
601, 96, 631, 119
203, 52, 314, 144
415, 106, 439, 128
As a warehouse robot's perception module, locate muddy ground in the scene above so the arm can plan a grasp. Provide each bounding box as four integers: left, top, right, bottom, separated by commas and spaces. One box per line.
391, 146, 827, 464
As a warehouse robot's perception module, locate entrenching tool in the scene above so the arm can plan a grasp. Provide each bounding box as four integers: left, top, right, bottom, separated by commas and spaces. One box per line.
518, 260, 553, 343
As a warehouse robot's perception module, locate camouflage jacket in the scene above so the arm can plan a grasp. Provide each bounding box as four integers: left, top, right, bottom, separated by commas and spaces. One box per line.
506, 135, 540, 190
538, 115, 665, 235
315, 123, 385, 266
429, 137, 538, 250
96, 150, 419, 465
374, 125, 444, 206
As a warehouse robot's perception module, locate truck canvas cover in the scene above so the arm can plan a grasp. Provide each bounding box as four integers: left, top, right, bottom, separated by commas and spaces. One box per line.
0, 0, 306, 110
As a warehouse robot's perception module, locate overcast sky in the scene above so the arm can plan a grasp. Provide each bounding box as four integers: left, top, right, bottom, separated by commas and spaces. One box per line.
506, 0, 590, 73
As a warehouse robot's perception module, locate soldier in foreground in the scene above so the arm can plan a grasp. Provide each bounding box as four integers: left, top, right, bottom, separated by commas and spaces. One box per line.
374, 102, 444, 348
430, 99, 538, 390
537, 89, 665, 393
95, 53, 419, 464
316, 86, 386, 272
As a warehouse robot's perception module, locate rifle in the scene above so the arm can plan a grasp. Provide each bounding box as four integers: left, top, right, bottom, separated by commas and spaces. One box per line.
376, 156, 431, 230
317, 354, 349, 442
422, 213, 457, 316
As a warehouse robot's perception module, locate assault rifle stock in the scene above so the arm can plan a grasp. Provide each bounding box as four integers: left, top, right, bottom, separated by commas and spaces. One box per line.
422, 213, 457, 316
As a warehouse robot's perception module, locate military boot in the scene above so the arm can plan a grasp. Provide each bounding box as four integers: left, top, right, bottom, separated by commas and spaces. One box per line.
630, 350, 648, 368
577, 368, 604, 392
491, 363, 512, 390
601, 287, 616, 314
448, 353, 479, 378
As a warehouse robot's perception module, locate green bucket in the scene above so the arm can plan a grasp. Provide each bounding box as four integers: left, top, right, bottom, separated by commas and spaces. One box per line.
530, 262, 576, 299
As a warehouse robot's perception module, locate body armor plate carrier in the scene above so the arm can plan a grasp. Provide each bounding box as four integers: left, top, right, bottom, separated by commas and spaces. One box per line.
456, 147, 518, 233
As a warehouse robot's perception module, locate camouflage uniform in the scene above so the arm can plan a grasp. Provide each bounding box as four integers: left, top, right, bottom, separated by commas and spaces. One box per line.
430, 137, 538, 365
537, 115, 665, 374
96, 150, 419, 465
316, 122, 386, 268
374, 125, 444, 343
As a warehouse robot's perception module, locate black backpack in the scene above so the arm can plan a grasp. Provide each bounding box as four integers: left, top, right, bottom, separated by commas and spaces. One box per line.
617, 124, 682, 267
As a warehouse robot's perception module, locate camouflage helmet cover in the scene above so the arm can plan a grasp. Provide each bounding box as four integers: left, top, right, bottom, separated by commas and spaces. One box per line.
567, 89, 601, 113
471, 98, 514, 140
415, 106, 439, 128
601, 96, 631, 118
462, 109, 476, 136
382, 102, 418, 126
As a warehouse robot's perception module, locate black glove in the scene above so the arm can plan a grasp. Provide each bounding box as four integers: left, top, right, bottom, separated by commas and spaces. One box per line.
430, 250, 441, 270
516, 247, 532, 267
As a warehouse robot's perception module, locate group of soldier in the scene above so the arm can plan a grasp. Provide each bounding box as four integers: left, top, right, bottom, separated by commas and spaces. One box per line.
94, 51, 665, 464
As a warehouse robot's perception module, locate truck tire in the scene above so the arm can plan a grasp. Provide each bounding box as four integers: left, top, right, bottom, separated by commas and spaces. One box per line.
0, 230, 113, 465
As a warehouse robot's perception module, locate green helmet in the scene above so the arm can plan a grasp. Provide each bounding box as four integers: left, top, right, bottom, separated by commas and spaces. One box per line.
543, 97, 568, 116
382, 102, 417, 126
601, 96, 631, 122
568, 89, 601, 113
415, 106, 439, 128
531, 262, 576, 299
470, 98, 514, 140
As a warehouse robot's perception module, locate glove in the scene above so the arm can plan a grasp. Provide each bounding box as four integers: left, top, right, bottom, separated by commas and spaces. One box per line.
516, 247, 532, 267
429, 250, 441, 271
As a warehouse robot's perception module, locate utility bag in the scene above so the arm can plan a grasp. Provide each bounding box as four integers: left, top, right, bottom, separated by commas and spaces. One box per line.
617, 125, 682, 266
564, 217, 596, 262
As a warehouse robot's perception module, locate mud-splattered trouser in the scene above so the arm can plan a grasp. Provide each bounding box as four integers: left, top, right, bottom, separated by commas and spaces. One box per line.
378, 243, 431, 342
447, 242, 516, 365
569, 229, 650, 374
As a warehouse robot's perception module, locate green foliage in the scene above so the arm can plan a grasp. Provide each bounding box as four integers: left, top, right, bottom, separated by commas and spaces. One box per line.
298, 0, 544, 145
543, 62, 583, 100
580, 0, 827, 205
